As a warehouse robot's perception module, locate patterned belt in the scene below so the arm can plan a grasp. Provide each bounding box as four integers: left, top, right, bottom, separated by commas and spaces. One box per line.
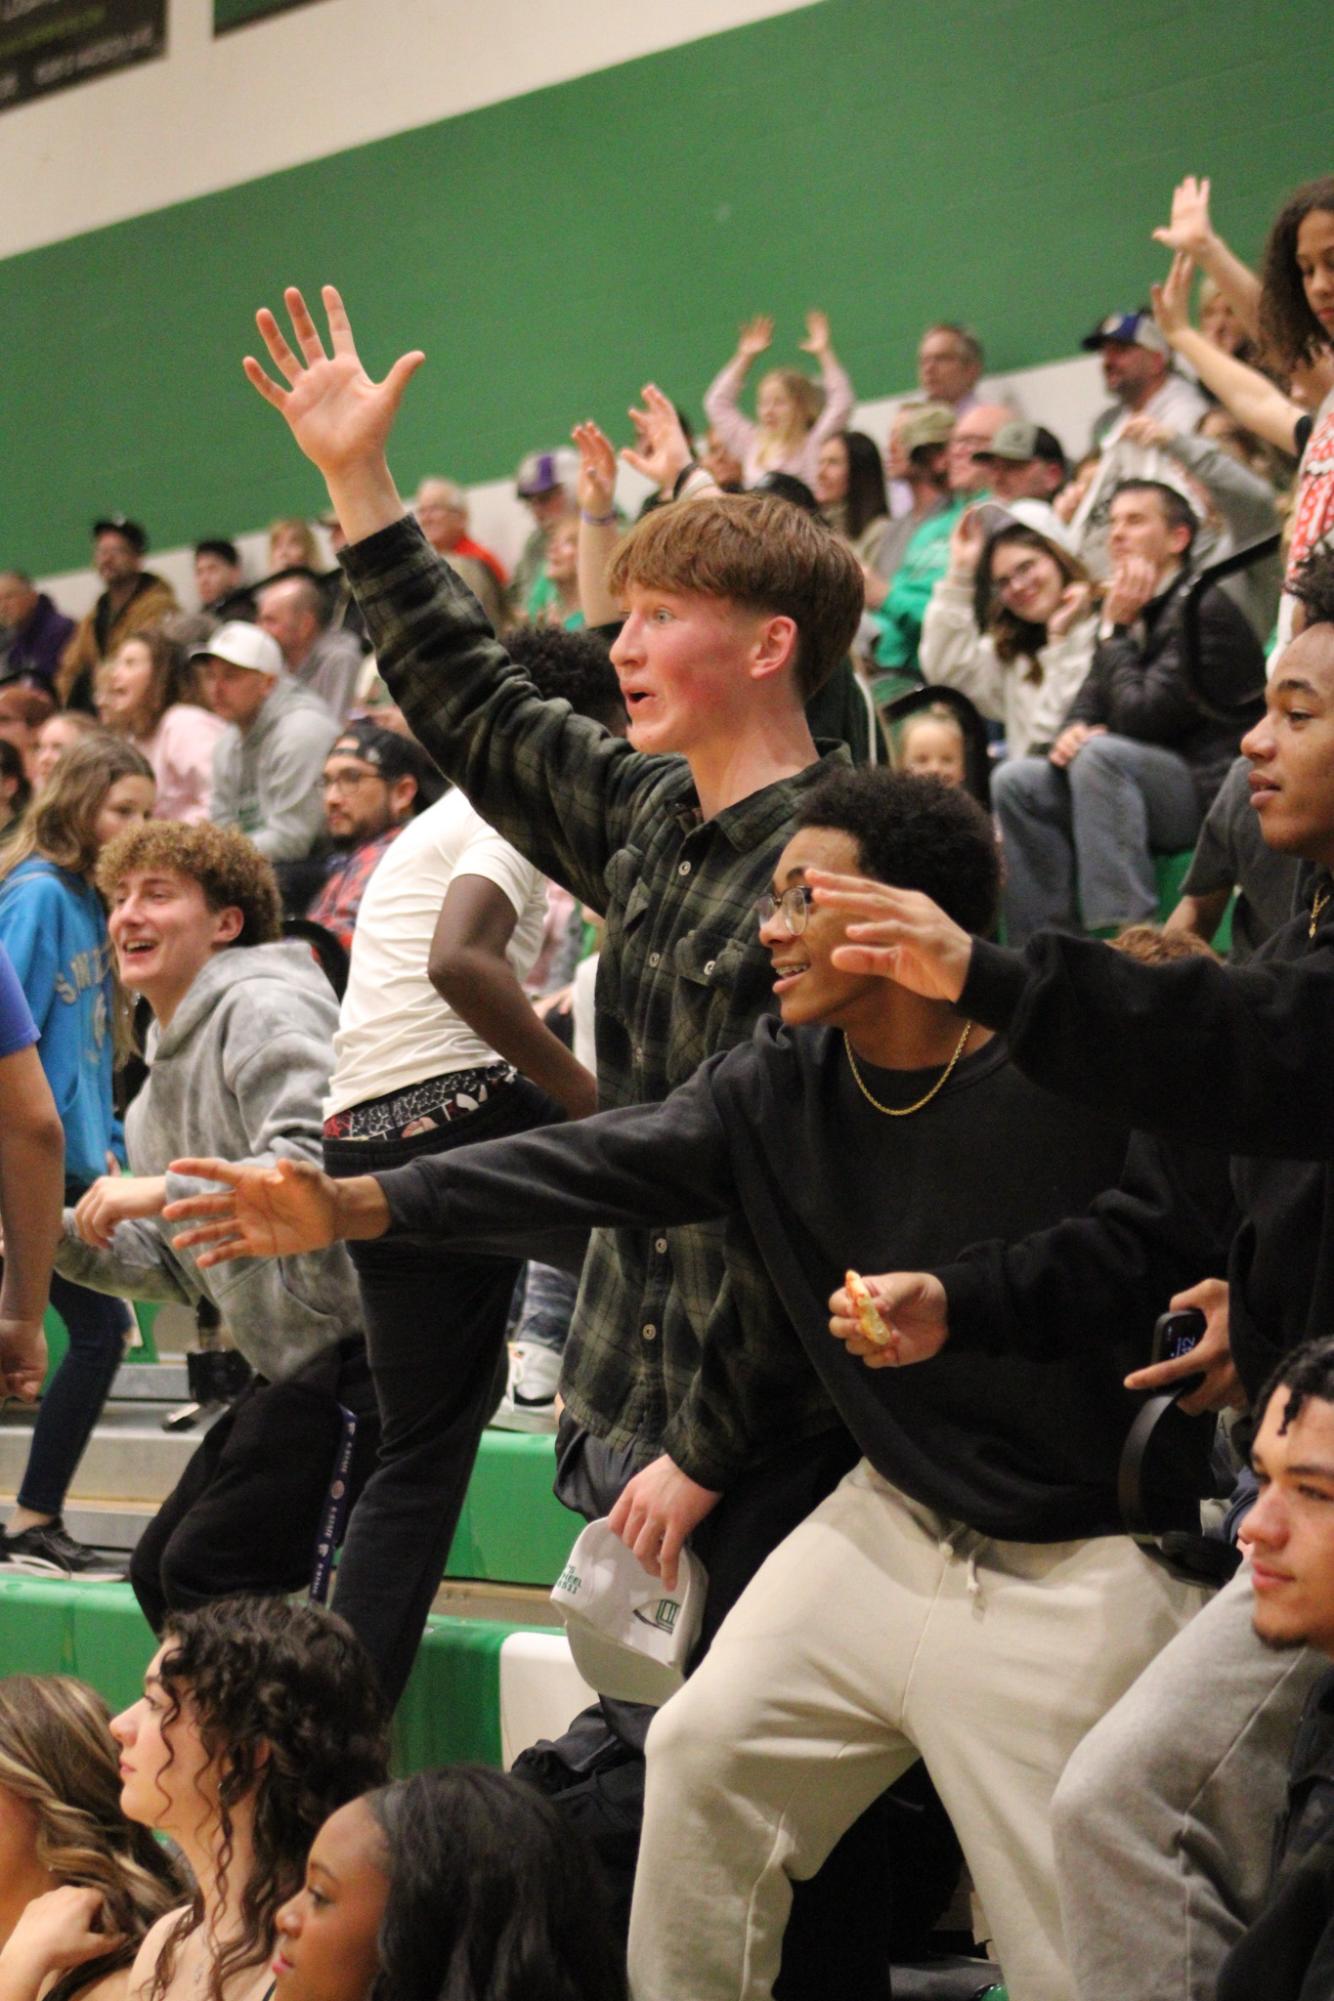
324, 1061, 517, 1141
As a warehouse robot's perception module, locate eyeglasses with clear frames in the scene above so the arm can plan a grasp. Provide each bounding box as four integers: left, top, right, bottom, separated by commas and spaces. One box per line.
754, 884, 815, 935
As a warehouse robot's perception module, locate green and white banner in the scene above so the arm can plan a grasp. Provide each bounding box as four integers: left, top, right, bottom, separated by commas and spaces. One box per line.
0, 0, 164, 113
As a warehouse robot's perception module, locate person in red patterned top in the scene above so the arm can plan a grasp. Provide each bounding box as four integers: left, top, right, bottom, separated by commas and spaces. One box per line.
306, 720, 428, 952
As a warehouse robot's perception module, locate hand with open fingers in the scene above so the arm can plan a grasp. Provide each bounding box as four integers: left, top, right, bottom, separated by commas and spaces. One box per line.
73, 1174, 168, 1250
828, 1271, 951, 1370
162, 1157, 341, 1265
948, 505, 987, 581
1151, 251, 1196, 346
1048, 721, 1106, 769
1123, 1276, 1245, 1416
242, 284, 425, 481
805, 868, 973, 1001
1047, 579, 1095, 638
622, 384, 691, 493
572, 421, 618, 518
799, 309, 832, 356
736, 314, 774, 362
1151, 175, 1215, 260
0, 1317, 47, 1403
0, 1886, 124, 1984
606, 1453, 720, 1593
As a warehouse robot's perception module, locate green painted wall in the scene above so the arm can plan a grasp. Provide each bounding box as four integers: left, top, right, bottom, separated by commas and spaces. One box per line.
3, 0, 1326, 575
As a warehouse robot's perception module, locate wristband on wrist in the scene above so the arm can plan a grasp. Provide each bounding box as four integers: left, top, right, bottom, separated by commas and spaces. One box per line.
672, 461, 703, 500
580, 508, 617, 527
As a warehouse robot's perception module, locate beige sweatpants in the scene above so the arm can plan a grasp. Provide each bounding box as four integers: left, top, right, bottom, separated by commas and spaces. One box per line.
627, 1459, 1208, 2001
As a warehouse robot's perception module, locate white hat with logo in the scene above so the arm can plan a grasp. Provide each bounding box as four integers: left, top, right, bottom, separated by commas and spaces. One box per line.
551, 1519, 707, 1707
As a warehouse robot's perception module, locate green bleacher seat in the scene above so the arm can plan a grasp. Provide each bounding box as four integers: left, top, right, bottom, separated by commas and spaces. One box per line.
443, 1431, 572, 1586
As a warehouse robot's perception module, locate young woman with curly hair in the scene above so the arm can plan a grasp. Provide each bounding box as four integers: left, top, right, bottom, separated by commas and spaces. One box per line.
111, 1597, 387, 2001
0, 1675, 180, 2001
269, 1766, 627, 2001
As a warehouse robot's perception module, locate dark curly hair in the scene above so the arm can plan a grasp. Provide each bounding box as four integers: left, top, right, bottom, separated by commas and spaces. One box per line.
95, 820, 282, 945
504, 625, 627, 733
1289, 546, 1334, 632
148, 1597, 388, 2001
1258, 176, 1334, 370
1257, 1334, 1334, 1440
795, 766, 998, 936
366, 1767, 627, 2001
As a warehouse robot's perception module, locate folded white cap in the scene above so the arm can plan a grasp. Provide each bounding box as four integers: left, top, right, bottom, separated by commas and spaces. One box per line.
551, 1519, 706, 1707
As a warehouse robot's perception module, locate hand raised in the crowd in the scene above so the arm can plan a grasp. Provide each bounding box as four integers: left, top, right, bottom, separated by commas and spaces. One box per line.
243, 285, 425, 489
1046, 580, 1094, 638
1119, 414, 1177, 453
799, 309, 832, 356
1151, 174, 1216, 260
1150, 251, 1196, 347
1123, 1276, 1246, 1416
0, 1316, 47, 1403
73, 1173, 168, 1250
607, 1452, 720, 1592
622, 384, 692, 493
828, 1270, 952, 1370
861, 562, 890, 611
1048, 721, 1106, 769
571, 421, 618, 518
1102, 555, 1160, 628
163, 1156, 357, 1264
736, 314, 774, 362
805, 868, 973, 1001
947, 504, 988, 580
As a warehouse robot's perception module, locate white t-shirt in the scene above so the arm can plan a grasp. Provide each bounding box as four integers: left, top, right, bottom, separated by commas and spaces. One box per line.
324, 789, 548, 1118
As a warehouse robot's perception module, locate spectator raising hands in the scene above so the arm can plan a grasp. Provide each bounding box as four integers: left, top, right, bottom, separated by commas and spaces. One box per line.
1151, 174, 1262, 340
704, 307, 853, 488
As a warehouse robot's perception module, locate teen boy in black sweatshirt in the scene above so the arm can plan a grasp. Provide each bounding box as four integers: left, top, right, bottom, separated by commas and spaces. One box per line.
803, 550, 1334, 2001
166, 769, 1211, 2001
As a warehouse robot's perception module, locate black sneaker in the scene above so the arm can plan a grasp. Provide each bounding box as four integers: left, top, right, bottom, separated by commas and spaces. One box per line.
0, 1519, 126, 1582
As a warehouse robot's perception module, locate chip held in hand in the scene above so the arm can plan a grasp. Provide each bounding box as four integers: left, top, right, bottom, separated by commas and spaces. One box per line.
845, 1270, 892, 1347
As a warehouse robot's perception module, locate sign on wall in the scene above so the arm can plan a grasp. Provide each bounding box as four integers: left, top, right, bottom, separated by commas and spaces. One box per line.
214, 0, 329, 31
0, 0, 165, 114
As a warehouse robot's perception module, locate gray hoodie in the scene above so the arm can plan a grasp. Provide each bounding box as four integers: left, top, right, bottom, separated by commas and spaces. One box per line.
55, 941, 359, 1380
210, 674, 339, 862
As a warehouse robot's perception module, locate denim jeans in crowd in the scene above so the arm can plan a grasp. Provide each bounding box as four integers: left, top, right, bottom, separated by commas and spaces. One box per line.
16, 1269, 133, 1519
324, 1073, 563, 1706
993, 733, 1204, 943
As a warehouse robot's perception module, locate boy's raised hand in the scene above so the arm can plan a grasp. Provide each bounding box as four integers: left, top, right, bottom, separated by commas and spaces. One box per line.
243, 285, 424, 539
572, 420, 618, 517
622, 384, 691, 494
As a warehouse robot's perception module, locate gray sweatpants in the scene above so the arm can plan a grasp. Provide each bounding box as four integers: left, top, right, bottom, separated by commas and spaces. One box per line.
1052, 1563, 1325, 2000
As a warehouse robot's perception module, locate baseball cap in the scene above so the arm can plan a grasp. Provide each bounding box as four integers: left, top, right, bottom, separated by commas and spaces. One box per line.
1081, 311, 1170, 358
898, 403, 956, 455
551, 1519, 707, 1707
92, 515, 148, 553
330, 718, 427, 786
516, 448, 577, 498
973, 495, 1079, 555
189, 621, 283, 676
973, 420, 1067, 470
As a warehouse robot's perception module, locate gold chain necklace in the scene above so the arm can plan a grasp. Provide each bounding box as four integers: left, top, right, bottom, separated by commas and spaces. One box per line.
843, 1021, 973, 1118
1311, 884, 1331, 939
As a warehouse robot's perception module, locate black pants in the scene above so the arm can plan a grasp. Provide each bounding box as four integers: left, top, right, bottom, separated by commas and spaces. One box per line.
324, 1075, 565, 1707
130, 1339, 378, 1632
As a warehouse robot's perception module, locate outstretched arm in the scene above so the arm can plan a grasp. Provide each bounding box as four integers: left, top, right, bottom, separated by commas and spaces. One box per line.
1152, 254, 1301, 453
572, 420, 622, 627
1151, 175, 1262, 340
243, 284, 423, 543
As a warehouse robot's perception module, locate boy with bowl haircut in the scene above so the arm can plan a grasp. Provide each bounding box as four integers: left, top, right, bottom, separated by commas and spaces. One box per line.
167, 769, 1212, 2000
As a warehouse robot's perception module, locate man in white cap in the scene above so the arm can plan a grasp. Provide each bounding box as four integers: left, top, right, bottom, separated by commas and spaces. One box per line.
1085, 308, 1208, 449
196, 621, 339, 868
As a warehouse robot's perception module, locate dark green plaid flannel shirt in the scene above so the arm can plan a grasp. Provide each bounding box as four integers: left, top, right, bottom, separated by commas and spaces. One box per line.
343, 519, 848, 1486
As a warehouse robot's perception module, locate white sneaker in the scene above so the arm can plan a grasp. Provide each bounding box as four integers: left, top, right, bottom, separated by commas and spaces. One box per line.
489, 1342, 561, 1434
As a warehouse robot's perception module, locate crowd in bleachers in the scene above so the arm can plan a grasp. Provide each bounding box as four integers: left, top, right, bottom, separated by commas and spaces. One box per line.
0, 162, 1333, 2001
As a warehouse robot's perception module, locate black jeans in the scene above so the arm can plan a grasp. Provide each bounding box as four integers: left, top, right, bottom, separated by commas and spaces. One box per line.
324, 1074, 563, 1707
130, 1337, 378, 1631
18, 1270, 133, 1518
